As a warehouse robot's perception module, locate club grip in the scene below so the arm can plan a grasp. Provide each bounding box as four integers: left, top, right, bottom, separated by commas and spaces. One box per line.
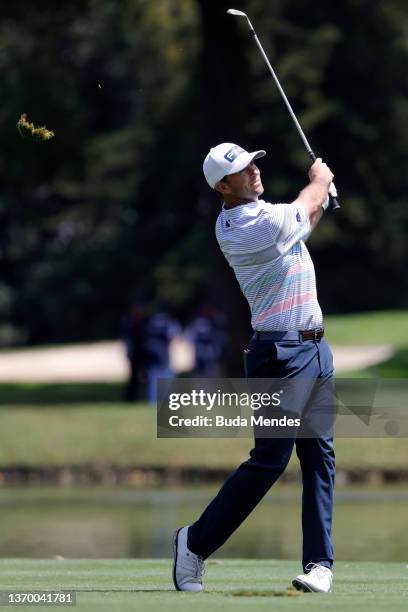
328, 182, 340, 210
308, 151, 340, 211
329, 195, 340, 210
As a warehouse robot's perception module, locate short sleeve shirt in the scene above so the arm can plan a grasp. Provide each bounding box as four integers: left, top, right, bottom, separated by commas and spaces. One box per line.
215, 199, 323, 331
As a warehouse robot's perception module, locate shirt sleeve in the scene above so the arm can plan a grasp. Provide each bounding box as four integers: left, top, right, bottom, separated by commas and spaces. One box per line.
266, 201, 310, 255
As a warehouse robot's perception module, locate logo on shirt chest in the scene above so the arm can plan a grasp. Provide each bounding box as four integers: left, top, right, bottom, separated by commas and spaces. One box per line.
225, 219, 231, 228
296, 210, 302, 223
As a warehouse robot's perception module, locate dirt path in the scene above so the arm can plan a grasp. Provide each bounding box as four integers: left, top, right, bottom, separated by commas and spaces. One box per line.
0, 340, 393, 382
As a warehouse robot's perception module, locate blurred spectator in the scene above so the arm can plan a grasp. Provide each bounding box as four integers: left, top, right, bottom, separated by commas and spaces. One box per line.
186, 304, 227, 377
145, 308, 181, 403
122, 302, 149, 401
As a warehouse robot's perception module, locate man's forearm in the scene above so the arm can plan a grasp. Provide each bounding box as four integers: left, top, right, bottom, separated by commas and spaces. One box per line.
309, 206, 324, 232
297, 179, 330, 218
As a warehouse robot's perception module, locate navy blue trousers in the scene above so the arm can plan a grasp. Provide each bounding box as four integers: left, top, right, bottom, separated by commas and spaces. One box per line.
187, 336, 335, 571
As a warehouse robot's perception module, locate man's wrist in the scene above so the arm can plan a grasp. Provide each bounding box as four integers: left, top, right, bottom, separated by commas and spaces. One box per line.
311, 177, 330, 187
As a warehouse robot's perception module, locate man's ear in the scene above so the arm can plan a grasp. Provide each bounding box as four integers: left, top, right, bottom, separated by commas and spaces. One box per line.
215, 180, 229, 196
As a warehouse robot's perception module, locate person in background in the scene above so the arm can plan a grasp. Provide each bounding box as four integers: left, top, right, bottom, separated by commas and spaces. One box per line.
122, 302, 149, 402
145, 307, 181, 403
186, 303, 227, 377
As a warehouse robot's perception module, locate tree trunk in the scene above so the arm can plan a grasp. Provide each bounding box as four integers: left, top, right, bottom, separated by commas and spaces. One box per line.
196, 0, 255, 375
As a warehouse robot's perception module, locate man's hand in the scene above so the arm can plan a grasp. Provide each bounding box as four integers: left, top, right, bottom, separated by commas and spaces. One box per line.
308, 158, 334, 186
296, 159, 334, 232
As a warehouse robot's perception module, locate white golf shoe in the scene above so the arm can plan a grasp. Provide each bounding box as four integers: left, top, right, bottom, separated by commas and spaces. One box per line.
173, 526, 205, 592
292, 563, 333, 593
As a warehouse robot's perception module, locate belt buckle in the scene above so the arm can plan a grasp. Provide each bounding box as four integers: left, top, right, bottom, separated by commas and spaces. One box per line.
314, 329, 319, 341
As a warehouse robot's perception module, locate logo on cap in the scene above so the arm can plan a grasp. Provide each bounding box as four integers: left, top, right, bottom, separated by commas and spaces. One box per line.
224, 145, 245, 163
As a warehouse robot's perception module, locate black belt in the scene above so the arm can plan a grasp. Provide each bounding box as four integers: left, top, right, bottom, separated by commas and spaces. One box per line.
252, 328, 324, 342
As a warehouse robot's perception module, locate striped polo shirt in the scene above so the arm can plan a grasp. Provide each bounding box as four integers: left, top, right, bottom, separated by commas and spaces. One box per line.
215, 199, 323, 331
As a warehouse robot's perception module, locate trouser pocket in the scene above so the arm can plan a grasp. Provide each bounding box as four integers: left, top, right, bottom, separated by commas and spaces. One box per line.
243, 341, 279, 378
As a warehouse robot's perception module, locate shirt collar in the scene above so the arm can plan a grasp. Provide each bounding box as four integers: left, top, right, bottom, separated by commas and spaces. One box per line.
222, 200, 260, 217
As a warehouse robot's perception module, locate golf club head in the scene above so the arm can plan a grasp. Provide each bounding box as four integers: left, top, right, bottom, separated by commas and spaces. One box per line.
227, 8, 254, 31
227, 9, 247, 17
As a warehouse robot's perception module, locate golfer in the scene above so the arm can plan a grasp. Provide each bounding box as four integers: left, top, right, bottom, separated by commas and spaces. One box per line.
173, 143, 335, 593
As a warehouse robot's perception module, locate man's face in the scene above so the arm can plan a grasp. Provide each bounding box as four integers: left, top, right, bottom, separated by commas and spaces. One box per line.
216, 162, 264, 202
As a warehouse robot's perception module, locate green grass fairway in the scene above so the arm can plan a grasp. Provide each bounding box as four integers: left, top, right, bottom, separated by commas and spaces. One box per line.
324, 310, 408, 346
0, 559, 406, 611
0, 405, 407, 471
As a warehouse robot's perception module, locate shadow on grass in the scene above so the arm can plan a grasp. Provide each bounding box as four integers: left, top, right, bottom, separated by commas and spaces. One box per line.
232, 589, 301, 597
338, 347, 408, 379
367, 347, 408, 378
0, 382, 126, 405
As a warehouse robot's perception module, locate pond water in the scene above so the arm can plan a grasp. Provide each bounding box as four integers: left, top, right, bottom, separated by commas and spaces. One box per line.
0, 486, 407, 561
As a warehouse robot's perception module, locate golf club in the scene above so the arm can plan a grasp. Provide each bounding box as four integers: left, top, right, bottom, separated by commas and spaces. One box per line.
227, 8, 340, 210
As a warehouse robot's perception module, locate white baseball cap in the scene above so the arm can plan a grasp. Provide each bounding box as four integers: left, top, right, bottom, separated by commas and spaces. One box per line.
203, 142, 266, 189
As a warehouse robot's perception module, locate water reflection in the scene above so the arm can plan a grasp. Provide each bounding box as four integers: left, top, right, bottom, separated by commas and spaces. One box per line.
0, 486, 407, 561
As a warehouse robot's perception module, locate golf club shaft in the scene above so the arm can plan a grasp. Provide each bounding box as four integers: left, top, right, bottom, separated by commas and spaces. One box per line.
248, 21, 340, 210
